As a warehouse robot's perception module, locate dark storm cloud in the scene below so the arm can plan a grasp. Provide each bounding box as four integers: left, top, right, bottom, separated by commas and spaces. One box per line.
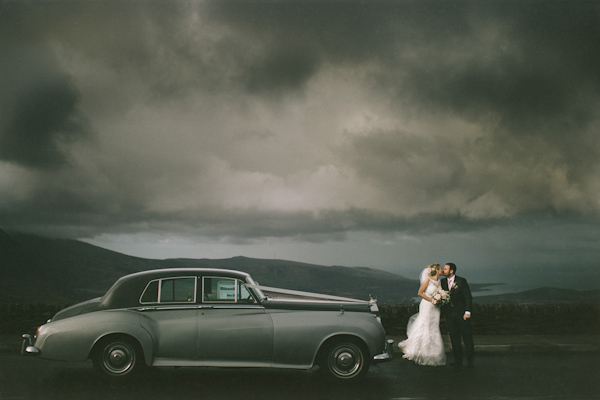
0, 0, 598, 245
395, 7, 600, 138
327, 3, 600, 222
236, 1, 596, 135
243, 44, 321, 95
210, 2, 600, 171
0, 43, 90, 168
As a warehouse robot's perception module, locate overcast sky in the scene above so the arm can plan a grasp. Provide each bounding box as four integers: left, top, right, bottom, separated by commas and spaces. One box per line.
1, 1, 599, 292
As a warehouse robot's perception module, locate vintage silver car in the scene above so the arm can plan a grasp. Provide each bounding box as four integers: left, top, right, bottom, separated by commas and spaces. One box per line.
22, 268, 392, 380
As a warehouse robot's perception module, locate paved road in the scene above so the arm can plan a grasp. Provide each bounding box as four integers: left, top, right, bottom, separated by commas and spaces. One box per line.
1, 352, 597, 400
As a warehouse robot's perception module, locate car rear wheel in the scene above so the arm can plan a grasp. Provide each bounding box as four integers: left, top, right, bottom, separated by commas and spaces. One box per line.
93, 336, 143, 378
320, 338, 370, 381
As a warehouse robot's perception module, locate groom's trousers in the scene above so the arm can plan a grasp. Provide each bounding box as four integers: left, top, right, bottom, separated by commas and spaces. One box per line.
446, 314, 474, 365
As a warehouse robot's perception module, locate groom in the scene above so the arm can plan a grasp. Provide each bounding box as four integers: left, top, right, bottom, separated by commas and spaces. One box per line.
441, 262, 474, 367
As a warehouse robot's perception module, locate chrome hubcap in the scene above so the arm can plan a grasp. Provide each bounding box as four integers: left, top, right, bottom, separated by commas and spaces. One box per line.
102, 342, 134, 374
111, 350, 126, 365
337, 351, 354, 368
329, 343, 363, 377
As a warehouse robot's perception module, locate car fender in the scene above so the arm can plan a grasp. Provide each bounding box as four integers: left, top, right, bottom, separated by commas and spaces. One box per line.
268, 310, 385, 368
34, 309, 154, 365
312, 315, 386, 362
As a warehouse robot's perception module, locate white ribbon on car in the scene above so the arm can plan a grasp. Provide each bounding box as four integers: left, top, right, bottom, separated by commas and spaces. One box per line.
245, 284, 372, 304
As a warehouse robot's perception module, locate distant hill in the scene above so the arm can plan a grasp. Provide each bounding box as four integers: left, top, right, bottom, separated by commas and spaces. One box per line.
2, 229, 596, 306
475, 287, 600, 305
0, 230, 163, 303
0, 229, 418, 304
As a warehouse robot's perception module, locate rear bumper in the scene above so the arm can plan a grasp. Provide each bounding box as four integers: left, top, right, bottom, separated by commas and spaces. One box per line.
373, 339, 394, 363
21, 334, 40, 356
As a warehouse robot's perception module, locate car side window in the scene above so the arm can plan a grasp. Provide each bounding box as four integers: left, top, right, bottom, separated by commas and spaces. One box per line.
140, 277, 196, 304
160, 278, 196, 303
202, 277, 257, 303
238, 280, 256, 303
203, 277, 236, 302
140, 280, 159, 303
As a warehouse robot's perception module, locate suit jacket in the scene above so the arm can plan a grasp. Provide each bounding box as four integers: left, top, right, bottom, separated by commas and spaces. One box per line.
441, 275, 473, 316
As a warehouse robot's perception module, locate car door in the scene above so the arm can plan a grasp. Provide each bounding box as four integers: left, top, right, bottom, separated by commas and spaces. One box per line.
139, 276, 199, 360
197, 276, 273, 365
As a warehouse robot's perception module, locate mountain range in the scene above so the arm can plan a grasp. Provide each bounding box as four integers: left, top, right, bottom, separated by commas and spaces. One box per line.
1, 229, 596, 305
474, 287, 600, 305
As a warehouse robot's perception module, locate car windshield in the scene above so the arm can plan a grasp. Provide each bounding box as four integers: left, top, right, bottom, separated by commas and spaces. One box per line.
246, 276, 265, 300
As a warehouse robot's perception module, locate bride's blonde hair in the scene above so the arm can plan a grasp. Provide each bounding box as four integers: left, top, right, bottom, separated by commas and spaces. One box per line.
427, 263, 441, 277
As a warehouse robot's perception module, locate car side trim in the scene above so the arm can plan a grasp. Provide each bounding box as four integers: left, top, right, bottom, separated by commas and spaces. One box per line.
135, 305, 264, 312
152, 358, 272, 368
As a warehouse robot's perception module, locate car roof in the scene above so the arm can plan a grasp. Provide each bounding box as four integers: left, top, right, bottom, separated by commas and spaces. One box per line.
119, 268, 251, 281
100, 268, 252, 309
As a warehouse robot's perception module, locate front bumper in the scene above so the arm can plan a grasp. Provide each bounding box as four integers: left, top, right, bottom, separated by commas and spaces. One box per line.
373, 339, 394, 363
21, 334, 40, 356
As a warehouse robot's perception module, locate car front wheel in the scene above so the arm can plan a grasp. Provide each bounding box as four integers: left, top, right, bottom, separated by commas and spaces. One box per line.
93, 336, 143, 378
320, 339, 370, 381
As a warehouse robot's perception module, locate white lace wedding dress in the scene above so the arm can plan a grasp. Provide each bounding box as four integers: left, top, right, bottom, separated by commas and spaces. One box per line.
398, 277, 447, 366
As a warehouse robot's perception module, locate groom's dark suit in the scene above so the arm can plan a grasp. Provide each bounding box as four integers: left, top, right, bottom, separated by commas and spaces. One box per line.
441, 275, 474, 366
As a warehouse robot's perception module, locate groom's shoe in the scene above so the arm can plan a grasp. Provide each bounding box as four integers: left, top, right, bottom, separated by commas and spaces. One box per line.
450, 362, 463, 368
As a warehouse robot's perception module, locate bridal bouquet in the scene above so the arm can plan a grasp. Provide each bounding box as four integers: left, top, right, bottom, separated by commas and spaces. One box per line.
431, 289, 450, 307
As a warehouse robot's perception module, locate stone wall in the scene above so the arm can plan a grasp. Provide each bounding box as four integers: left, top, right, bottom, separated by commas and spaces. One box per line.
379, 303, 600, 335
0, 303, 65, 335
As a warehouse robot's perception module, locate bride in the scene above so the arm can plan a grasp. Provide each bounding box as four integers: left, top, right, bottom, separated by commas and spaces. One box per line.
398, 263, 447, 366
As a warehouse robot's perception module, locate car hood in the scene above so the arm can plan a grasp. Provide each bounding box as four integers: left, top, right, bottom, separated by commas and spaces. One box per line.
262, 298, 371, 313
52, 297, 103, 322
